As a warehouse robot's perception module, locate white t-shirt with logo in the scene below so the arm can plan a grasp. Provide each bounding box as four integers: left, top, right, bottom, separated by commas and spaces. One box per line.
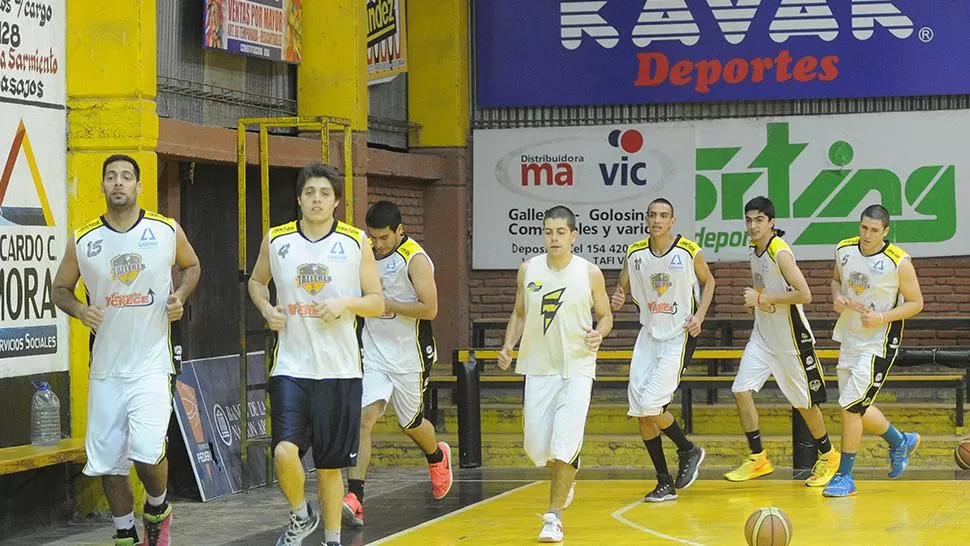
626, 235, 700, 341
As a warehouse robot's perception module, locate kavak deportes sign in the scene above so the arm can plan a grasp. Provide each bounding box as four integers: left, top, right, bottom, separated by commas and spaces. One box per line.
475, 0, 970, 107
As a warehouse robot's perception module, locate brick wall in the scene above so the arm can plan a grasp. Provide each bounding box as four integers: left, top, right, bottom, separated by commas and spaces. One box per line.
367, 177, 427, 241
469, 256, 970, 348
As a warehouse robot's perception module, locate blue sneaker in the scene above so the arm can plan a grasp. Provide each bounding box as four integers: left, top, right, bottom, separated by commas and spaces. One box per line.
822, 473, 857, 497
889, 432, 921, 479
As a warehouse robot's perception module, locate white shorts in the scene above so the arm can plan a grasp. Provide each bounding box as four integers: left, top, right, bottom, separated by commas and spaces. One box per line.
837, 349, 897, 414
628, 329, 696, 417
732, 338, 827, 409
83, 374, 173, 476
523, 374, 593, 467
362, 368, 425, 428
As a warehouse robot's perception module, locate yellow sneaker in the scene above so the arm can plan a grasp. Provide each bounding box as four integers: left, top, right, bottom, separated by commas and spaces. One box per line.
805, 450, 841, 487
724, 451, 774, 482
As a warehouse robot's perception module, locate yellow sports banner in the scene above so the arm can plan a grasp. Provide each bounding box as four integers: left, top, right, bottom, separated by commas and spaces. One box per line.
366, 0, 407, 83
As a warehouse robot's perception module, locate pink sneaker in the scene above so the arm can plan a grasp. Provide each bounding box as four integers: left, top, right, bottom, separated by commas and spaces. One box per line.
342, 492, 364, 528
429, 441, 454, 500
142, 502, 172, 546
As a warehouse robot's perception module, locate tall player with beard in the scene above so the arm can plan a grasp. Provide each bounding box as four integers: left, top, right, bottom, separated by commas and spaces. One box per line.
611, 198, 713, 503
52, 155, 201, 546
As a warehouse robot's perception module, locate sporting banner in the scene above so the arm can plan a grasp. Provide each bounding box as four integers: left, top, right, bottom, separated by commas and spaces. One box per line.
366, 0, 407, 83
204, 0, 302, 63
472, 125, 696, 269
473, 110, 969, 267
0, 0, 67, 379
173, 352, 313, 501
475, 1, 970, 107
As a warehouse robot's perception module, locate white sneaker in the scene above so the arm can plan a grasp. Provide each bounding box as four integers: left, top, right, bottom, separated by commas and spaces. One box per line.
538, 513, 564, 543
563, 483, 575, 510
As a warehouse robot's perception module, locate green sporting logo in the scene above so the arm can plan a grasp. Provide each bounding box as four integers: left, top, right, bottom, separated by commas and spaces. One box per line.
695, 122, 956, 253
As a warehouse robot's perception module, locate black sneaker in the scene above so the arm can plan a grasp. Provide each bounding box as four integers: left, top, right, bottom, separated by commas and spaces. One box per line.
643, 475, 677, 503
112, 526, 139, 546
275, 504, 319, 546
675, 446, 705, 490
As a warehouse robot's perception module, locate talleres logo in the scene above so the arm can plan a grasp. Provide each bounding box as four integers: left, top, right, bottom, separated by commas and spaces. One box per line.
695, 121, 956, 254
494, 128, 668, 204
561, 0, 918, 94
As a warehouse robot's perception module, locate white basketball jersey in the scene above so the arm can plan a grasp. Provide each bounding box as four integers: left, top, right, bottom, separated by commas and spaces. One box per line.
626, 235, 700, 341
268, 220, 366, 380
515, 255, 596, 378
75, 210, 176, 379
361, 236, 436, 374
833, 237, 907, 357
749, 236, 815, 354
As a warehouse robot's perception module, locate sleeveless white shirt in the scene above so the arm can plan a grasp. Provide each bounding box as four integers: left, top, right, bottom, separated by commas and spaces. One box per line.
268, 220, 366, 379
361, 236, 436, 373
749, 236, 815, 354
626, 235, 701, 341
833, 237, 907, 357
75, 210, 176, 378
515, 255, 597, 378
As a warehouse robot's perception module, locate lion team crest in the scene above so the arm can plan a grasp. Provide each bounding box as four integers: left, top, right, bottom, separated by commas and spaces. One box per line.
110, 253, 145, 286
297, 263, 333, 296
650, 273, 672, 296
847, 272, 870, 296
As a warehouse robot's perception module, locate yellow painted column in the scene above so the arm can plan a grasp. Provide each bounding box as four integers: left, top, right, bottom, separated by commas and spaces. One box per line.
408, 0, 469, 148
297, 0, 368, 224
66, 0, 158, 516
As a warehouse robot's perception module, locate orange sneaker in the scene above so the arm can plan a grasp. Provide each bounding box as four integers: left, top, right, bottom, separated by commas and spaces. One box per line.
429, 442, 454, 500
342, 492, 363, 528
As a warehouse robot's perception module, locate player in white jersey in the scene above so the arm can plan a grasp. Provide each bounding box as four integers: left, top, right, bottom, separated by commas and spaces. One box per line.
52, 155, 201, 546
248, 162, 384, 546
611, 198, 714, 503
497, 206, 613, 543
725, 197, 840, 486
822, 205, 924, 498
341, 201, 452, 527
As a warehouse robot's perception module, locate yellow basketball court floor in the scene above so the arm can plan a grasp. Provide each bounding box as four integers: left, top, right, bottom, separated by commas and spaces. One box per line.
372, 477, 969, 545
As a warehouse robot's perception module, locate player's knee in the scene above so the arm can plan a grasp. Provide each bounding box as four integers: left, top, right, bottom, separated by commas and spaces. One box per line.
273, 441, 300, 462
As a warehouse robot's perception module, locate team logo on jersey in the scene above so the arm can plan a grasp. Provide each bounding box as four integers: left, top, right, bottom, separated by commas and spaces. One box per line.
847, 272, 870, 296
647, 301, 678, 315
297, 263, 333, 296
527, 280, 543, 293
669, 254, 684, 271
650, 273, 671, 296
871, 259, 886, 274
277, 243, 291, 259
110, 253, 146, 285
809, 379, 822, 392
541, 288, 566, 334
329, 241, 347, 262
139, 227, 158, 249
383, 261, 398, 275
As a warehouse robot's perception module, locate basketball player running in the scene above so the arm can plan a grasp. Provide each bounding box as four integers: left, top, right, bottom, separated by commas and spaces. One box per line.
248, 162, 384, 545
611, 198, 713, 502
725, 197, 840, 486
342, 201, 452, 527
52, 155, 201, 546
498, 206, 612, 543
823, 204, 923, 497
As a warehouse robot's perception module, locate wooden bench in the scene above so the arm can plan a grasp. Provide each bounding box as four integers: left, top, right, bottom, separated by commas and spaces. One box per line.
0, 438, 86, 476
438, 348, 968, 467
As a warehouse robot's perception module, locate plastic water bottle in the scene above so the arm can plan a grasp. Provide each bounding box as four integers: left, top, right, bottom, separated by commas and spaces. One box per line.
30, 381, 61, 446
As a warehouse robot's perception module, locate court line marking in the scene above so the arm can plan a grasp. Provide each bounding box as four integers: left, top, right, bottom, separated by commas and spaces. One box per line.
366, 481, 542, 545
611, 500, 707, 546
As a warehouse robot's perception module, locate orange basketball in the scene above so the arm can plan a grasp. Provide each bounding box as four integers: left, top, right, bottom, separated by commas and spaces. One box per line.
955, 440, 970, 470
745, 507, 792, 546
